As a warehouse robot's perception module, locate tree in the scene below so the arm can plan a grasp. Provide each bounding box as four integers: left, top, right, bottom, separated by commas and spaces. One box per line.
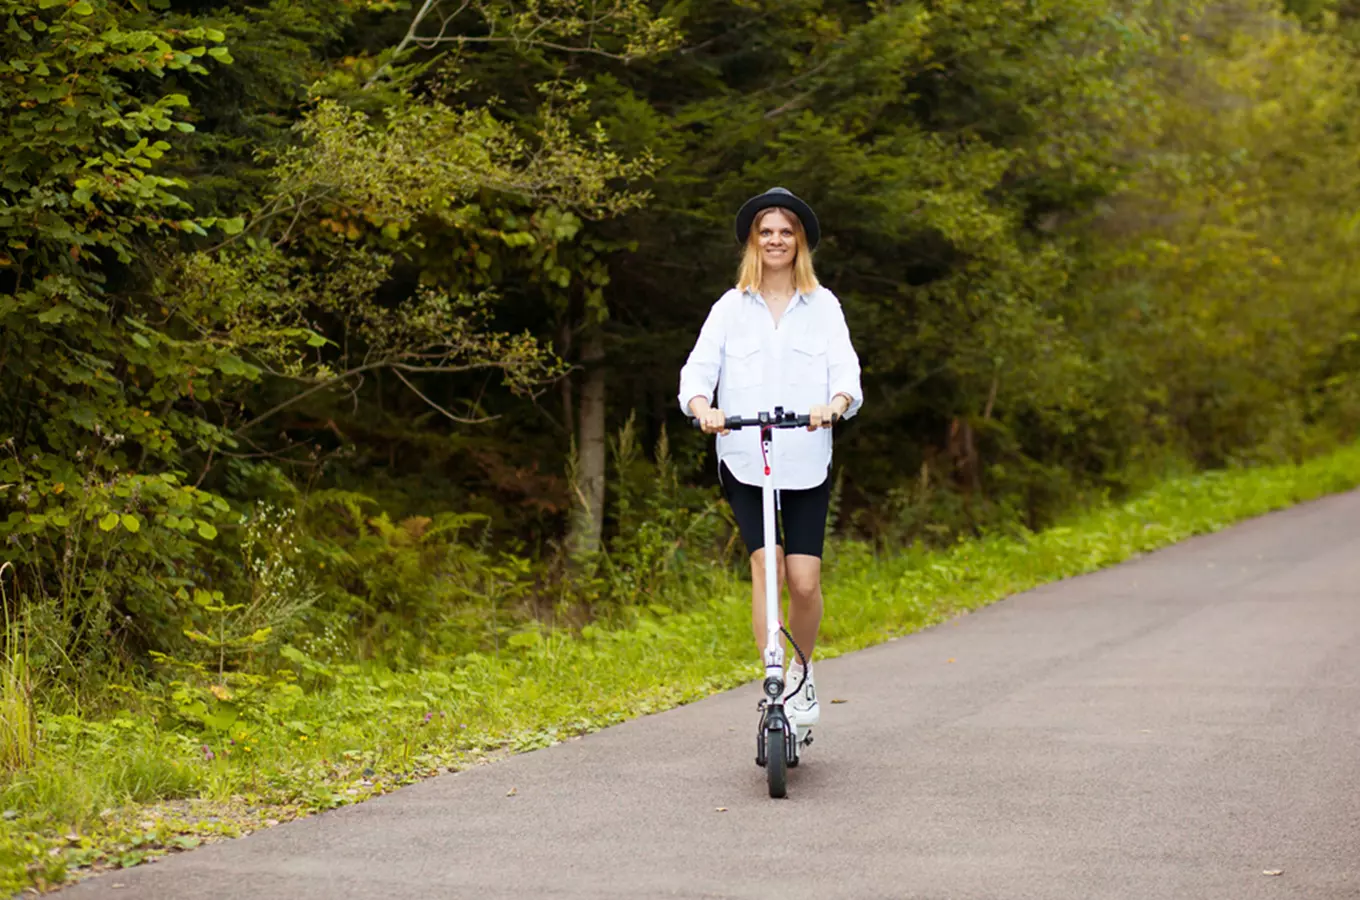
0, 0, 247, 664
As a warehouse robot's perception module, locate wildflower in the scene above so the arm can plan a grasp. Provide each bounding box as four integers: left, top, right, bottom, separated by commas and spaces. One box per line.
201, 745, 215, 762
423, 713, 434, 724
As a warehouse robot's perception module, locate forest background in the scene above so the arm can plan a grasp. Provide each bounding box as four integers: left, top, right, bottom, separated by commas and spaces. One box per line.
2, 0, 1360, 890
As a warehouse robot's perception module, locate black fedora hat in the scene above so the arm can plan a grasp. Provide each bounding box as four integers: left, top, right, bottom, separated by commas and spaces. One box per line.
734, 186, 820, 251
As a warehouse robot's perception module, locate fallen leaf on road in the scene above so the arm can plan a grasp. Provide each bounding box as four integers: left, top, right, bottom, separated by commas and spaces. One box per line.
1262, 870, 1283, 877
506, 786, 517, 797
947, 658, 956, 663
830, 699, 848, 704
715, 807, 727, 812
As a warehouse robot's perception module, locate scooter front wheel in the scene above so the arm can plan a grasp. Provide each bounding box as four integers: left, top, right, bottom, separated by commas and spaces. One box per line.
766, 726, 787, 798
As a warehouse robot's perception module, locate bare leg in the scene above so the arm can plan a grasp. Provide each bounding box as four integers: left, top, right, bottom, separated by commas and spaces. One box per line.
783, 554, 823, 664
749, 545, 786, 658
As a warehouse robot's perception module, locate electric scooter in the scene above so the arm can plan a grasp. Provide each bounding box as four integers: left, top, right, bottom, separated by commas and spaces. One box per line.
693, 406, 832, 798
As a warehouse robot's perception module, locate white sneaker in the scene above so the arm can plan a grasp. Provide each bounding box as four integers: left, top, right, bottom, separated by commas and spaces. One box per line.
785, 665, 819, 727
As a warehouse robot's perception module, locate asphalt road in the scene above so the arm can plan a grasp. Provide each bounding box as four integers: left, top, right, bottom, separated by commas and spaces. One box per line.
61, 491, 1360, 899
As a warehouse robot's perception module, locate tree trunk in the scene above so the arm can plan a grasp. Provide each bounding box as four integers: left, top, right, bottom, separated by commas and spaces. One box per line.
568, 328, 606, 558
558, 320, 575, 438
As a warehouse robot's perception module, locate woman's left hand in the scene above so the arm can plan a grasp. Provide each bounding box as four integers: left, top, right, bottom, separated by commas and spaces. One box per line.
807, 404, 838, 431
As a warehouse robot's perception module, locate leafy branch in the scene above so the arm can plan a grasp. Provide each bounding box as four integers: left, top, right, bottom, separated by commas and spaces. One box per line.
365, 0, 681, 87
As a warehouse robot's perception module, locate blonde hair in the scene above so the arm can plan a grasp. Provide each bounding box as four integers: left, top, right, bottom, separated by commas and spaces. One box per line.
736, 207, 819, 295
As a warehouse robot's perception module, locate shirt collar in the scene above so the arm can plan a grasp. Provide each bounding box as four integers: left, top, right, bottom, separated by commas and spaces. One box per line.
743, 286, 814, 306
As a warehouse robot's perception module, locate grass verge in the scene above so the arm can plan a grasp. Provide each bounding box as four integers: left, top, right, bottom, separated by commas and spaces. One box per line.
3, 442, 1359, 894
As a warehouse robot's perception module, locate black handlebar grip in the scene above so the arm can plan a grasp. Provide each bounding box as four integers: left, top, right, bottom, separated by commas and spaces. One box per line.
691, 416, 746, 430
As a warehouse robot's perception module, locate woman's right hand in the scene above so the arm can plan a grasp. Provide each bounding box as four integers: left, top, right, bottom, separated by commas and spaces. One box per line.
697, 407, 730, 435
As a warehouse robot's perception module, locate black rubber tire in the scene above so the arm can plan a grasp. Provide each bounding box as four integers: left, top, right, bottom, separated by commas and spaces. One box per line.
766, 728, 787, 798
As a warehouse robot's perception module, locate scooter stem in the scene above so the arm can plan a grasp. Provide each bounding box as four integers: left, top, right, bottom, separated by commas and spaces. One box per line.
761, 426, 784, 681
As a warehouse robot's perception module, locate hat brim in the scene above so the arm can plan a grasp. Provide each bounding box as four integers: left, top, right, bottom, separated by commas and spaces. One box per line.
735, 189, 820, 251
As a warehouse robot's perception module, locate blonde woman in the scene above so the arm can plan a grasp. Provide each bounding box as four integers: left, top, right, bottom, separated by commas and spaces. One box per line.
678, 187, 863, 729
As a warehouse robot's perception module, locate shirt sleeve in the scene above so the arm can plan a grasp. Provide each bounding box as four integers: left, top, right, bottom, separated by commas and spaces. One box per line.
677, 294, 730, 416
824, 292, 864, 419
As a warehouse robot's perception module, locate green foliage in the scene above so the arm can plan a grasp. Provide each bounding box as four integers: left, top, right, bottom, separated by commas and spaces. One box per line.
0, 0, 262, 673
0, 577, 36, 773
0, 435, 230, 683
1069, 3, 1360, 471
600, 415, 732, 607
297, 490, 535, 665
0, 0, 665, 684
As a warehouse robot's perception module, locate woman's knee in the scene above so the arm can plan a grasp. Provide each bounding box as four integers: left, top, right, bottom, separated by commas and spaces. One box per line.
785, 558, 822, 601
749, 547, 787, 584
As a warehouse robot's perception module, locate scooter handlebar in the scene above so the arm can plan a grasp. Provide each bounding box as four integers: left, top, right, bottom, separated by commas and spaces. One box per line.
689, 411, 839, 431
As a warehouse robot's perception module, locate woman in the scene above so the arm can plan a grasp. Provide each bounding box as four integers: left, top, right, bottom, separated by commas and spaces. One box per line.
678, 186, 863, 729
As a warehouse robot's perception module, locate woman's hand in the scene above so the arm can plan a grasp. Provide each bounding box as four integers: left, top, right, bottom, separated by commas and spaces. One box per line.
807, 404, 838, 431
698, 407, 731, 435
689, 397, 730, 435
808, 394, 850, 431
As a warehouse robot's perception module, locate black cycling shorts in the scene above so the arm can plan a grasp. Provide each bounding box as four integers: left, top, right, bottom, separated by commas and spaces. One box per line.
719, 461, 831, 559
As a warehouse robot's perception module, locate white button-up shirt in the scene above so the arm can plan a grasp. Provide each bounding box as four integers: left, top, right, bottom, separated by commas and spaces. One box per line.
678, 285, 864, 489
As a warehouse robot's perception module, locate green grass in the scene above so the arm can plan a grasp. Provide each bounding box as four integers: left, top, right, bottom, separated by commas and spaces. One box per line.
3, 442, 1360, 894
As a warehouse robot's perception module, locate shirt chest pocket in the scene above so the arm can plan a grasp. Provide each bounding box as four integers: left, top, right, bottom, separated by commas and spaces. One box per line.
788, 331, 830, 387
723, 336, 763, 389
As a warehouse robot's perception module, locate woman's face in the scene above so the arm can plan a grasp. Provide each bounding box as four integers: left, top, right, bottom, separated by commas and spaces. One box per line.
756, 210, 798, 272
